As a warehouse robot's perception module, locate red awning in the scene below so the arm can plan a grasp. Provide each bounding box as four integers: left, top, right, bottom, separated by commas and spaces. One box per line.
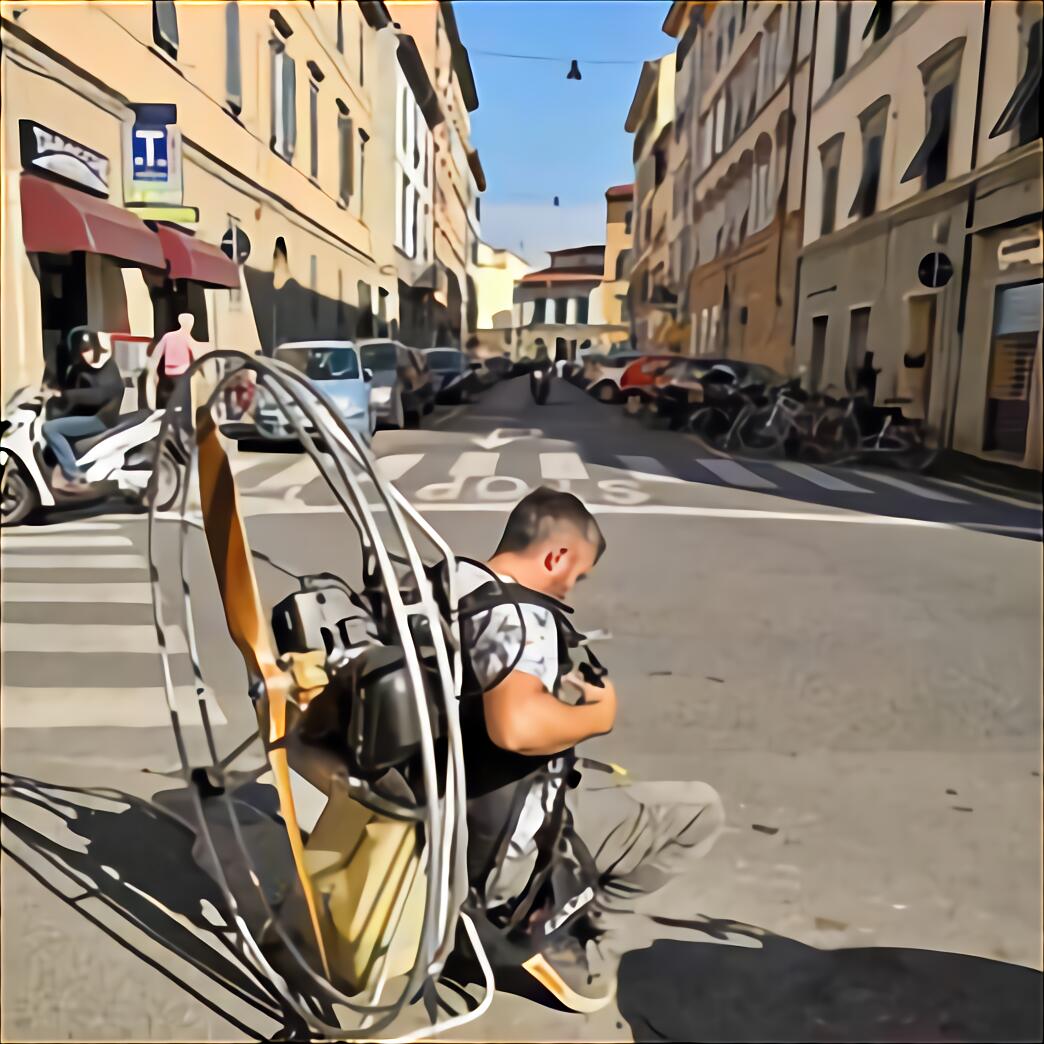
19, 174, 165, 269
156, 225, 240, 288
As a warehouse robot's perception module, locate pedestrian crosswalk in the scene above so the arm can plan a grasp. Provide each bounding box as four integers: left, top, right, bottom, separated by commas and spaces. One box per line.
228, 446, 981, 505
1, 521, 226, 730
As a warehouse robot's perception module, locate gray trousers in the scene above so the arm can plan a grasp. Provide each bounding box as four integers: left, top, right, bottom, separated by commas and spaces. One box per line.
484, 773, 725, 945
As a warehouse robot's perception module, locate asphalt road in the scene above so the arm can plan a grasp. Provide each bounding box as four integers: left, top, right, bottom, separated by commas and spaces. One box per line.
2, 376, 1042, 1042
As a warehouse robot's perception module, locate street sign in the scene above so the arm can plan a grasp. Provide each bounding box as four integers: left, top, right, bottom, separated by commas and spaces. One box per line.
221, 226, 251, 264
918, 252, 954, 288
123, 103, 184, 210
131, 125, 169, 182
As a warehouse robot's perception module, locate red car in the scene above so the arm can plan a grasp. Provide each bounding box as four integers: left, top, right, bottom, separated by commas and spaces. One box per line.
619, 355, 679, 411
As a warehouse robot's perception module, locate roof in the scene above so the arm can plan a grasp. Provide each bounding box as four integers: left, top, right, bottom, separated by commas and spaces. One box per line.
467, 147, 486, 192
359, 1, 392, 30
396, 33, 444, 130
441, 2, 479, 112
606, 183, 634, 200
519, 268, 603, 284
549, 244, 605, 257
625, 60, 660, 132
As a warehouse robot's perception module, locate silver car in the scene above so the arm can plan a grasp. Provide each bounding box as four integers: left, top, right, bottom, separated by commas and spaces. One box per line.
255, 341, 374, 444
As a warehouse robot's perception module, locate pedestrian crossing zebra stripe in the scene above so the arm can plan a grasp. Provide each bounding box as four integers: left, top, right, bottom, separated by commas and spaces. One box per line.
0, 553, 148, 570
4, 622, 189, 655
0, 582, 154, 603
0, 534, 134, 549
618, 456, 686, 483
774, 461, 872, 493
694, 459, 777, 489
449, 452, 499, 478
539, 453, 590, 480
1, 687, 227, 729
850, 468, 967, 503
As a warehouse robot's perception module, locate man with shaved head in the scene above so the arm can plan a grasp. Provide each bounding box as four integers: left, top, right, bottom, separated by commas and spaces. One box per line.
453, 488, 723, 1011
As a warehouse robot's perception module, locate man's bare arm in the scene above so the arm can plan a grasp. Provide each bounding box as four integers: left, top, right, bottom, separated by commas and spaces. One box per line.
482, 671, 617, 756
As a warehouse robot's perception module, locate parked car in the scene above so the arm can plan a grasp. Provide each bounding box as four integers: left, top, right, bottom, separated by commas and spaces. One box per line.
583, 351, 645, 402
617, 354, 679, 408
248, 340, 374, 446
480, 354, 514, 383
357, 339, 434, 428
423, 347, 479, 404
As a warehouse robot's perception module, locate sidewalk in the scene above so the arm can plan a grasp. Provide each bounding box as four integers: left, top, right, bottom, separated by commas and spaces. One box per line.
929, 450, 1043, 504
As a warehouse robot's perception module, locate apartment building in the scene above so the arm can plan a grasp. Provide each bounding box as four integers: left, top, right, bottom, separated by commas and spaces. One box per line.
590, 183, 634, 327
385, 1, 485, 348
680, 0, 812, 373
0, 1, 405, 401
795, 0, 1042, 470
625, 55, 677, 352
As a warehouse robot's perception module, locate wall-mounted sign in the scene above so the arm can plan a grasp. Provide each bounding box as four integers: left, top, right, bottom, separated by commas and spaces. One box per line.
123, 103, 184, 209
19, 120, 109, 197
917, 251, 953, 289
221, 225, 251, 264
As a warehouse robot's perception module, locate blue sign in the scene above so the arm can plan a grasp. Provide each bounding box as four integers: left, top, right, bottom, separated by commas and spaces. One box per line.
132, 125, 169, 181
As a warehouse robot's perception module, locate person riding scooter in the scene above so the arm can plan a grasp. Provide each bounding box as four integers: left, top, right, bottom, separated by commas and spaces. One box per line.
529, 346, 553, 405
42, 330, 124, 493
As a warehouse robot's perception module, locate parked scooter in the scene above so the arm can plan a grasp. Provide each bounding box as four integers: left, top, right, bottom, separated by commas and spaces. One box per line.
0, 386, 184, 526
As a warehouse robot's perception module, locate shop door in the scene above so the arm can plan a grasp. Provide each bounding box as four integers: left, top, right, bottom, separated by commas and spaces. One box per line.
36, 252, 88, 384
984, 280, 1042, 454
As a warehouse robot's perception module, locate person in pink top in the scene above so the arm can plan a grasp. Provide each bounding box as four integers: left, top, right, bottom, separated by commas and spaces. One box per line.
150, 313, 198, 408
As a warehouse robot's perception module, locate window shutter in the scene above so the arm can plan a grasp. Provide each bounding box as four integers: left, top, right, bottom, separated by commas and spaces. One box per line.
226, 3, 242, 112
990, 20, 1042, 139
901, 84, 951, 183
284, 56, 297, 159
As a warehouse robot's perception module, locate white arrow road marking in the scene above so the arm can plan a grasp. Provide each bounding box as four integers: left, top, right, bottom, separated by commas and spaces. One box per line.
618, 455, 685, 483
540, 453, 589, 480
450, 452, 500, 478
473, 427, 542, 450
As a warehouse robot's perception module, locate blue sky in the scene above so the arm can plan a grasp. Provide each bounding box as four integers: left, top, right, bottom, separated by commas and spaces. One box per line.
455, 0, 672, 267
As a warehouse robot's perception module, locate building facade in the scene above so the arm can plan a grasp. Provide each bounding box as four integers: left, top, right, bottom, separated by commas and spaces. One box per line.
511, 245, 629, 359
591, 183, 634, 327
795, 0, 1042, 470
625, 56, 677, 352
385, 1, 485, 348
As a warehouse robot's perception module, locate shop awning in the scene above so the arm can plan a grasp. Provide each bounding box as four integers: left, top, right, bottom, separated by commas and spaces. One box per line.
156, 225, 240, 288
19, 174, 164, 269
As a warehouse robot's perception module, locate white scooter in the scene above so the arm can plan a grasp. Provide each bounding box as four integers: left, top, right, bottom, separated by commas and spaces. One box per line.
0, 387, 184, 527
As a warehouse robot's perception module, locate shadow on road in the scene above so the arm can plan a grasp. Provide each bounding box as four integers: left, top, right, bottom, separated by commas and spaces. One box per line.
617, 916, 1043, 1043
4, 772, 1041, 1043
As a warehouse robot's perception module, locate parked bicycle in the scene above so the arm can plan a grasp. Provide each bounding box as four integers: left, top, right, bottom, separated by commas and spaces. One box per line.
815, 393, 938, 472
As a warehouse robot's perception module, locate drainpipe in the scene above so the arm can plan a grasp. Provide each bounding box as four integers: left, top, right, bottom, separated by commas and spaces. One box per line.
945, 0, 992, 451
773, 0, 806, 309
791, 0, 821, 352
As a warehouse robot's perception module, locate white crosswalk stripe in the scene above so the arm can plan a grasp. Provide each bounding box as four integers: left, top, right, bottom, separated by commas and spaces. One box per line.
0, 553, 147, 570
618, 455, 685, 483
774, 461, 872, 493
450, 452, 499, 478
695, 458, 777, 489
1, 522, 227, 729
540, 452, 589, 480
0, 533, 133, 549
1, 582, 154, 604
850, 468, 967, 503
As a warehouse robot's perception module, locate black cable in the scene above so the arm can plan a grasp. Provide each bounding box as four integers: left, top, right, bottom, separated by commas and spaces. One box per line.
472, 49, 648, 65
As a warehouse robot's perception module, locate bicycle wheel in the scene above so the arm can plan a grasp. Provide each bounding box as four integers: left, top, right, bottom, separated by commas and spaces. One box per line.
688, 407, 732, 447
807, 410, 860, 463
733, 406, 786, 456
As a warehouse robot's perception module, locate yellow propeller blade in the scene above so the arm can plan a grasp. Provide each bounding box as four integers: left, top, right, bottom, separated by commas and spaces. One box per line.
196, 410, 331, 979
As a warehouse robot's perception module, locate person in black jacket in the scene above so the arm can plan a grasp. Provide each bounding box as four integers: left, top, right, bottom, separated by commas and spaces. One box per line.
42, 331, 125, 491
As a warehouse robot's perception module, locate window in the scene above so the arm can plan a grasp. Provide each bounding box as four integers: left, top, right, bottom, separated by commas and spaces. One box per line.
309, 82, 319, 178
337, 102, 353, 203
624, 209, 633, 235
615, 250, 628, 280
901, 83, 954, 189
336, 0, 344, 53
833, 2, 851, 81
990, 18, 1041, 147
728, 18, 735, 53
716, 34, 723, 71
401, 86, 409, 153
225, 3, 242, 113
714, 94, 726, 154
846, 307, 871, 392
741, 1, 748, 31
849, 97, 888, 219
862, 0, 893, 43
809, 316, 828, 392
819, 134, 843, 235
555, 297, 568, 324
359, 20, 365, 85
984, 281, 1042, 454
153, 0, 179, 59
576, 296, 589, 325
270, 41, 297, 161
530, 298, 545, 326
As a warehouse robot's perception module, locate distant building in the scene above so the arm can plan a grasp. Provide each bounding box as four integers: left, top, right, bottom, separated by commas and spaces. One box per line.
472, 242, 531, 328
590, 183, 634, 327
510, 245, 629, 359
